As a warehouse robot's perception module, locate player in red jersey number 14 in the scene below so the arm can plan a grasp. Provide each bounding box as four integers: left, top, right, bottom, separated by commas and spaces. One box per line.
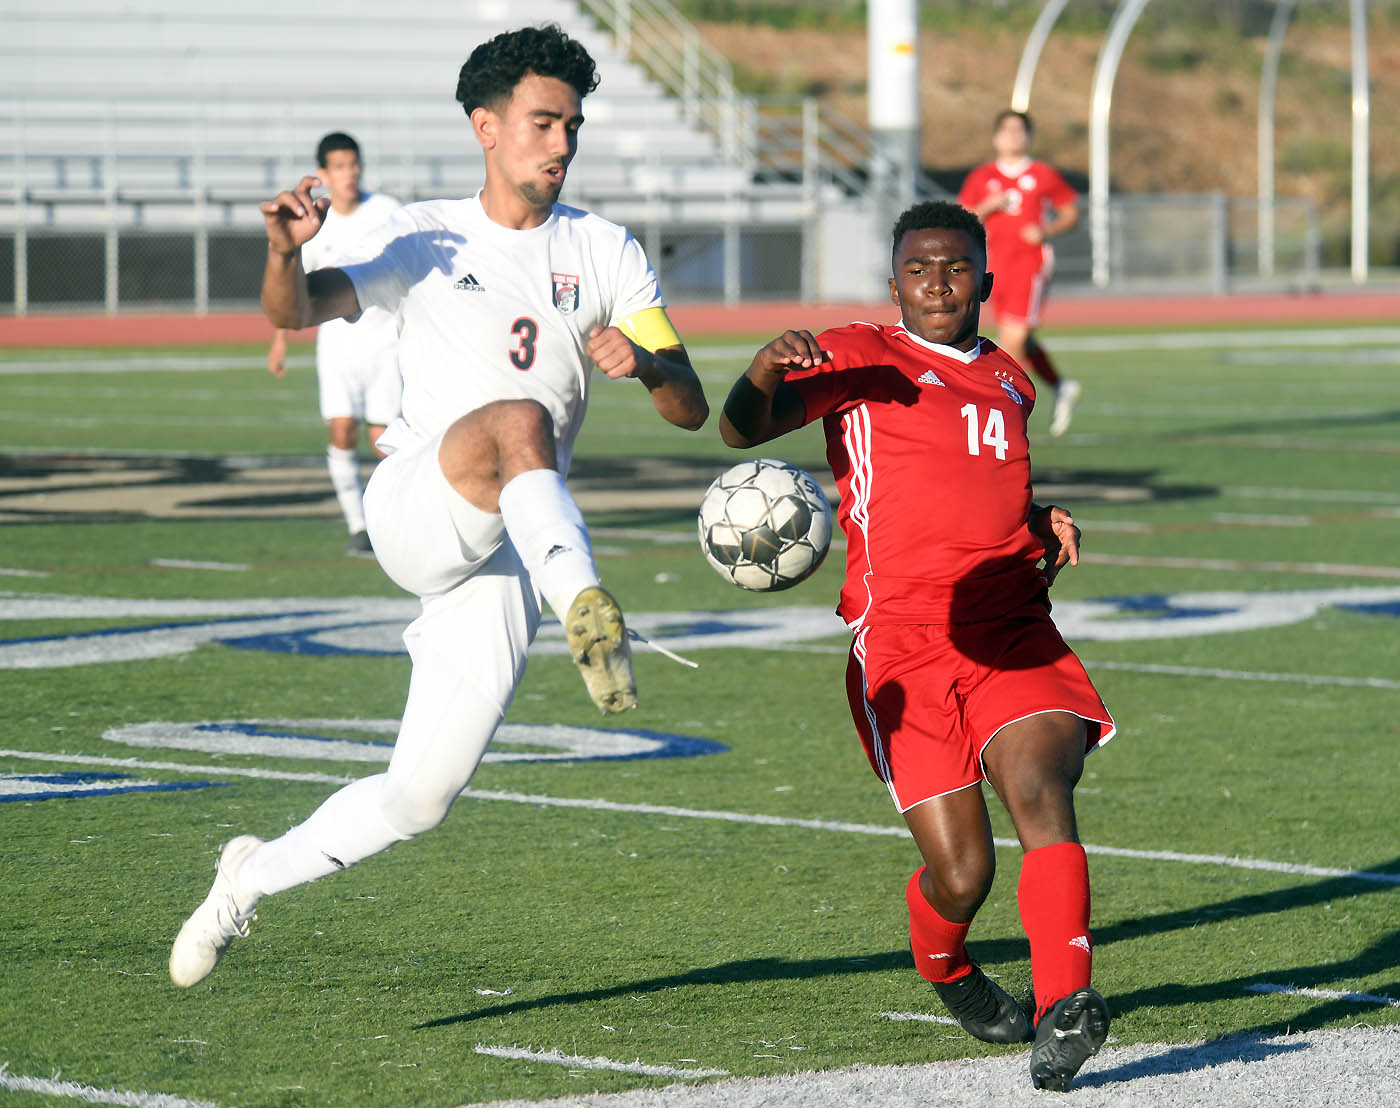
720, 200, 1116, 1092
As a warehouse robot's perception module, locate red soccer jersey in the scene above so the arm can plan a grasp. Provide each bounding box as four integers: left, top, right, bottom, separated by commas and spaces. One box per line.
958, 159, 1076, 271
785, 322, 1045, 628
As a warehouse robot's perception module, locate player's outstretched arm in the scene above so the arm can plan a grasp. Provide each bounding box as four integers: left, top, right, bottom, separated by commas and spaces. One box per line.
259, 176, 361, 329
586, 325, 708, 430
1029, 503, 1081, 586
719, 330, 823, 448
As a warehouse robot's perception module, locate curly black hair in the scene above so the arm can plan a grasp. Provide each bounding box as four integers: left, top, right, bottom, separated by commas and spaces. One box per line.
890, 200, 987, 256
455, 24, 600, 115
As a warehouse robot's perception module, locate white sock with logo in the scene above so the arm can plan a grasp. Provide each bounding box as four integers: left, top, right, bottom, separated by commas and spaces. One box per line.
497, 467, 600, 618
327, 445, 366, 534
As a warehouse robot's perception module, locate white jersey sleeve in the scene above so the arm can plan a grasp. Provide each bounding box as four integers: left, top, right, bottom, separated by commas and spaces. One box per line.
607, 231, 666, 327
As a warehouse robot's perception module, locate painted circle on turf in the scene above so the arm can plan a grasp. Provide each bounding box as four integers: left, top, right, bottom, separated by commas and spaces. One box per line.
101, 719, 726, 764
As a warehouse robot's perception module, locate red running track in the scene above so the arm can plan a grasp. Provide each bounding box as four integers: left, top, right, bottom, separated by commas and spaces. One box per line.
0, 290, 1394, 348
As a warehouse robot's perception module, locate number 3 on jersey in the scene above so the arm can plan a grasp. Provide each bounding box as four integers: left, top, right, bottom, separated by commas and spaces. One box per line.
960, 403, 1009, 460
510, 317, 538, 370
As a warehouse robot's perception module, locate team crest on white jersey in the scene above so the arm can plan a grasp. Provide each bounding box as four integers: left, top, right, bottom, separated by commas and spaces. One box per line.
996, 370, 1024, 406
917, 369, 946, 387
552, 272, 580, 313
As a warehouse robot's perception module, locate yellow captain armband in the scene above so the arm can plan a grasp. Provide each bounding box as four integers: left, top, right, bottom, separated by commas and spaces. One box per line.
618, 306, 682, 353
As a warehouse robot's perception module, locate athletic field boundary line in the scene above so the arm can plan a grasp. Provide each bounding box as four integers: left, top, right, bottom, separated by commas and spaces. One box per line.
3, 748, 1398, 886
1245, 983, 1400, 1008
0, 1064, 222, 1108
471, 1045, 727, 1080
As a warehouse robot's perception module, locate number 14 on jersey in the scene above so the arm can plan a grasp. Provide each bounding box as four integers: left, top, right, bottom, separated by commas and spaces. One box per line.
960, 403, 1010, 460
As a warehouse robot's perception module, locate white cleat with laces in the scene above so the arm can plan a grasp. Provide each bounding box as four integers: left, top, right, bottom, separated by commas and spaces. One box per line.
1049, 379, 1082, 438
169, 835, 264, 988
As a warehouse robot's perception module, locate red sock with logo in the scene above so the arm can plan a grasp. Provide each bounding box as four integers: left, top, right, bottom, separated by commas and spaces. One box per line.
906, 867, 972, 984
1018, 841, 1092, 1022
1026, 342, 1062, 388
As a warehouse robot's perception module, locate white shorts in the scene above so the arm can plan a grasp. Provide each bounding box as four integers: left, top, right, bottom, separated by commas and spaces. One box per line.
316, 316, 402, 425
363, 429, 512, 601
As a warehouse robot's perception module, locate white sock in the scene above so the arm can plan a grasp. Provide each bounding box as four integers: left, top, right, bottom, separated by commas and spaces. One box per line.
239, 774, 409, 898
327, 445, 366, 534
497, 467, 599, 618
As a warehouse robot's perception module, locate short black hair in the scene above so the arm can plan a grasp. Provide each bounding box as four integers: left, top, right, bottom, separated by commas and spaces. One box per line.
455, 24, 600, 115
316, 132, 360, 167
994, 108, 1034, 135
890, 200, 986, 256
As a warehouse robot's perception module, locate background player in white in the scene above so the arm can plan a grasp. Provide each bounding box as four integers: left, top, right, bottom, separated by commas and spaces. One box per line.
170, 24, 708, 987
266, 133, 402, 556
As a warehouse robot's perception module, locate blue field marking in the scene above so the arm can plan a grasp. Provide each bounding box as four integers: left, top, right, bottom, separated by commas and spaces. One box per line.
0, 770, 224, 802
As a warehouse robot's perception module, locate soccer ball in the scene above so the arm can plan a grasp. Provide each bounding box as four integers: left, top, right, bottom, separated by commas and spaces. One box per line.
697, 458, 833, 592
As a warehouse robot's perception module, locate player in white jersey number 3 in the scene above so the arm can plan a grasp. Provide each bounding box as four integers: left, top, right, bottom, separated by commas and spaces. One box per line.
170, 24, 708, 988
266, 132, 403, 557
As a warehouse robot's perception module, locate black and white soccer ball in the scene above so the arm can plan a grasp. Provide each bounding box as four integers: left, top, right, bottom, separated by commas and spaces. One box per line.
697, 458, 833, 592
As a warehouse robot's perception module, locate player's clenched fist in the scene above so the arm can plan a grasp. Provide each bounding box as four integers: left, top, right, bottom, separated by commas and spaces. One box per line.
260, 176, 331, 254
586, 324, 642, 380
1029, 503, 1081, 586
752, 329, 830, 377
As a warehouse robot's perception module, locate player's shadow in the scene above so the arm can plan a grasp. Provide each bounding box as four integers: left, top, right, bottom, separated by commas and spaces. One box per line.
1094, 858, 1400, 951
1105, 925, 1400, 1041
414, 944, 1017, 1032
1073, 1033, 1308, 1088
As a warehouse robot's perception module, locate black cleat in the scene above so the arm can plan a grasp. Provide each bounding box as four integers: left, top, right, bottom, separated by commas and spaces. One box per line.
933, 964, 1033, 1044
1030, 986, 1110, 1091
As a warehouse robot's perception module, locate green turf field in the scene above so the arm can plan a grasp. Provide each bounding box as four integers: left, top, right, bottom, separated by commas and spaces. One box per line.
1, 325, 1398, 1107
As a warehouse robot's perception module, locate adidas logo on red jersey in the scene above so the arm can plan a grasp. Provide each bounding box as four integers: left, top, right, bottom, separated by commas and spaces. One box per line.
917, 369, 946, 387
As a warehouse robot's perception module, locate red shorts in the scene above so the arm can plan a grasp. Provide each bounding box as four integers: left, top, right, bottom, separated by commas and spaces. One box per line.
845, 603, 1115, 812
988, 245, 1053, 328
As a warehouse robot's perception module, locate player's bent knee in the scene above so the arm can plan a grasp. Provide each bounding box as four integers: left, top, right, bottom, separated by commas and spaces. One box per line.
922, 859, 995, 920
378, 779, 458, 839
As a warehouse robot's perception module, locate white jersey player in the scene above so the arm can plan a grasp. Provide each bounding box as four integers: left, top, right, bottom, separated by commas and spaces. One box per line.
266, 133, 403, 557
171, 24, 708, 988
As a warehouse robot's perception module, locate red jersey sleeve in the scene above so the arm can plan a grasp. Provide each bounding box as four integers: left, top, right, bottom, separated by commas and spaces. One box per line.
957, 165, 991, 211
784, 324, 892, 425
1038, 162, 1077, 210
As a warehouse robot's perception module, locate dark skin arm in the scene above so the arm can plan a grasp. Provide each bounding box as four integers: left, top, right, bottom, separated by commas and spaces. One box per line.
719, 329, 828, 448
1029, 503, 1081, 585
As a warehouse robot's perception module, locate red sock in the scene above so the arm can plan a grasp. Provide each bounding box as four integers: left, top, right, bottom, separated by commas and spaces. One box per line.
1018, 841, 1092, 1022
906, 867, 972, 984
1026, 342, 1062, 388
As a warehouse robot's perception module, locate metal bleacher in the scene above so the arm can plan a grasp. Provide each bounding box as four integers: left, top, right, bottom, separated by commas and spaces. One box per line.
0, 0, 777, 229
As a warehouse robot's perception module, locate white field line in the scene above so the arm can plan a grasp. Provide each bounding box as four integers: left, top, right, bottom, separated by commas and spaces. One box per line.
472, 1045, 727, 1079
1080, 659, 1400, 690
1246, 983, 1400, 1008
0, 1067, 222, 1108
875, 1011, 959, 1027
3, 749, 1397, 886
1226, 485, 1400, 505
0, 356, 313, 375
0, 567, 50, 578
1081, 552, 1400, 579
149, 559, 251, 572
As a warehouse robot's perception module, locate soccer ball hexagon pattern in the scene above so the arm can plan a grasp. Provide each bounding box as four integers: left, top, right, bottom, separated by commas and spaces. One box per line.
698, 458, 833, 591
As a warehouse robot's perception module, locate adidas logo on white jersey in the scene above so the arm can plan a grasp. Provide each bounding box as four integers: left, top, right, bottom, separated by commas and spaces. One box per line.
917, 369, 946, 387
453, 273, 485, 292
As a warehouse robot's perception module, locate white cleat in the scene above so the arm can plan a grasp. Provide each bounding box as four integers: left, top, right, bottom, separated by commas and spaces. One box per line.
1049, 379, 1082, 438
169, 835, 264, 988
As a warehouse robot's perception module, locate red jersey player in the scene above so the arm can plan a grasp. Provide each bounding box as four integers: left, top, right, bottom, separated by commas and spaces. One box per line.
958, 110, 1082, 437
720, 200, 1115, 1092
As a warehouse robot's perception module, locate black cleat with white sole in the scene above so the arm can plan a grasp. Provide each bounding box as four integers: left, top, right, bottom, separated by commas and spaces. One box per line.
932, 964, 1033, 1044
1030, 986, 1110, 1091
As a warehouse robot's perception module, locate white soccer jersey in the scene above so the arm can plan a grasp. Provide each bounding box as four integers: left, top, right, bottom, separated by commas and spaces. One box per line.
303, 191, 402, 337
336, 193, 665, 471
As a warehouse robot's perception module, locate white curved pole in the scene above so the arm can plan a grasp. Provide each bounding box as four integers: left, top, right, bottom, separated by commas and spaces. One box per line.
1258, 0, 1295, 279
1089, 0, 1153, 288
1011, 0, 1070, 113
1350, 0, 1370, 284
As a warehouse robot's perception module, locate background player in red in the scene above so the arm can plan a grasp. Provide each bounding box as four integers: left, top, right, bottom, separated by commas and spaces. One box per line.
719, 200, 1116, 1092
959, 109, 1082, 437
